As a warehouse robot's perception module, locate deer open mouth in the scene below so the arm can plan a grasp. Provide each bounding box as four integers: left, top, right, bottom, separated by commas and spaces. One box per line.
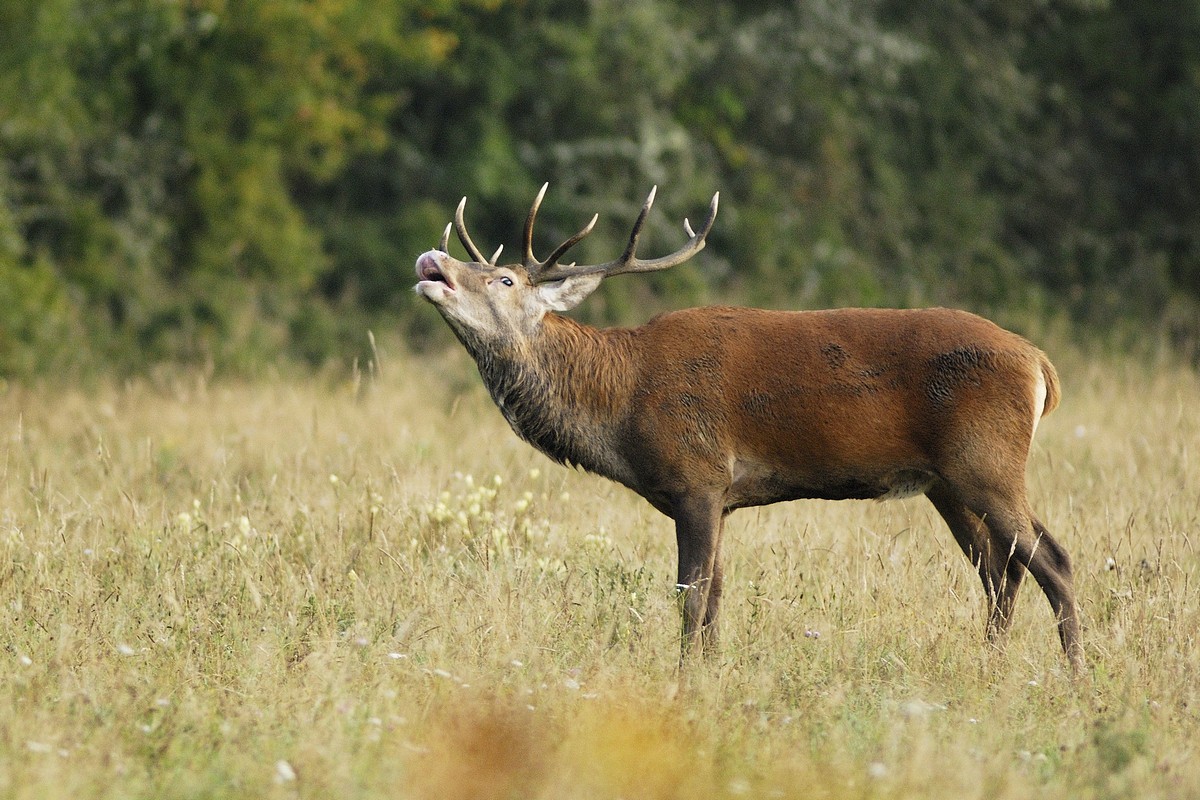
420, 264, 452, 287
415, 252, 456, 293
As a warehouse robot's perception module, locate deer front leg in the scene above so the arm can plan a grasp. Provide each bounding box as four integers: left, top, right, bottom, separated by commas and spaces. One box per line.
700, 514, 727, 654
673, 495, 723, 662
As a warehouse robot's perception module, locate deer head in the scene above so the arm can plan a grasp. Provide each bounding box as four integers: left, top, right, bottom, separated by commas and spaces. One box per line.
414, 184, 719, 350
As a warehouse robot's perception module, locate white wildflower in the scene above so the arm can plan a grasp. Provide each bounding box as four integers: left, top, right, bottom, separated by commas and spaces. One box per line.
275, 759, 297, 783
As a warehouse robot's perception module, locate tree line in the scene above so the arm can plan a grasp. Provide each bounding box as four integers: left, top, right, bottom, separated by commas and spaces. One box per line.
1, 0, 1197, 375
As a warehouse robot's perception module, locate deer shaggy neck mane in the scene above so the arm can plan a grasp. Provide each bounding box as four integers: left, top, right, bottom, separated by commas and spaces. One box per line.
469, 314, 638, 483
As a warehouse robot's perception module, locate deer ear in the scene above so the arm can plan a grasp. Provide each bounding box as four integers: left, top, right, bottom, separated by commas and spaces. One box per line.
536, 273, 604, 312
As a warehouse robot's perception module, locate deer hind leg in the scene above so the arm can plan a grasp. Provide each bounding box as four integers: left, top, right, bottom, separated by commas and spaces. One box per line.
926, 484, 1023, 644
935, 478, 1084, 672
978, 513, 1031, 643
980, 504, 1083, 672
1028, 516, 1084, 672
673, 494, 723, 661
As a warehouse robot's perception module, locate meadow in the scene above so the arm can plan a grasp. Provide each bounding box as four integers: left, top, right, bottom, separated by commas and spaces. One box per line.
1, 341, 1198, 799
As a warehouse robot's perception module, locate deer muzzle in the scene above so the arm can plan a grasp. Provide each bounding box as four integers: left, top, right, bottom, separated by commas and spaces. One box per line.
415, 250, 456, 300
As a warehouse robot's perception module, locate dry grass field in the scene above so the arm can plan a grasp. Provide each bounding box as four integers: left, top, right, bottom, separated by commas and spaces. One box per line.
1, 342, 1198, 799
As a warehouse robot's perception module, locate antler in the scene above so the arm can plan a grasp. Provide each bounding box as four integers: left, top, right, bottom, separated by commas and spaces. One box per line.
524, 184, 719, 284
440, 197, 503, 265
522, 183, 599, 276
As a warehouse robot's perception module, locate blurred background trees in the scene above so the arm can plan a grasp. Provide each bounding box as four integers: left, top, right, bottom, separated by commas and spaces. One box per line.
1, 0, 1197, 375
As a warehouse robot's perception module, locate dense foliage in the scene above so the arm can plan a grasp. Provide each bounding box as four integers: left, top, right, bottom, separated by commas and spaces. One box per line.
1, 0, 1197, 374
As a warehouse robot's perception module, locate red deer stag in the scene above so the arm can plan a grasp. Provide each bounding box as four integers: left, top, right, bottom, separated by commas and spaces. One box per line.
414, 184, 1084, 672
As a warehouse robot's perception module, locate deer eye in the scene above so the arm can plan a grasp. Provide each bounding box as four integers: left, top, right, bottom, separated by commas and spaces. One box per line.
499, 276, 514, 287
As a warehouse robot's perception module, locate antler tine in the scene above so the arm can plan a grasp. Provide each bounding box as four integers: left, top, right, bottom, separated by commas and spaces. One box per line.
523, 183, 549, 267
534, 189, 719, 284
538, 213, 599, 275
489, 245, 504, 265
614, 184, 657, 264
438, 223, 452, 253
454, 197, 490, 263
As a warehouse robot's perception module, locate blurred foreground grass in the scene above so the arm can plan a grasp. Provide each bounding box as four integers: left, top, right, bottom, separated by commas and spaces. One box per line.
1, 345, 1198, 798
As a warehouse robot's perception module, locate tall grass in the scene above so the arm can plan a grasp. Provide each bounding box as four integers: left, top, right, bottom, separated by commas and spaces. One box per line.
1, 345, 1198, 799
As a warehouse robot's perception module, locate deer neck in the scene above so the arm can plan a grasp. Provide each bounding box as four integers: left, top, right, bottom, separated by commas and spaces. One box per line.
468, 314, 636, 483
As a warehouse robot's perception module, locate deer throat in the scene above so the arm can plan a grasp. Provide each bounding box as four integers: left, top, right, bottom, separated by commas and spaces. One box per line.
471, 334, 635, 486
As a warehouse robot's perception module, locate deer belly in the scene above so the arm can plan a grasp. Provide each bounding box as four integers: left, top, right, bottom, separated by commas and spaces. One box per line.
728, 456, 935, 507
